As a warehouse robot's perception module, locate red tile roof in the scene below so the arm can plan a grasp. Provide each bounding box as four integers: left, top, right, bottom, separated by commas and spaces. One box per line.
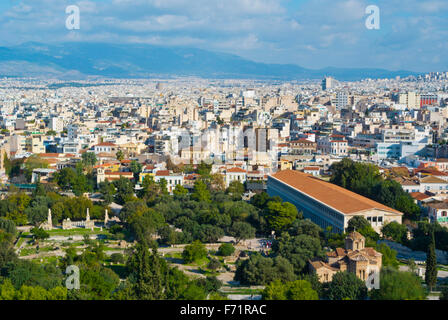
270, 170, 402, 215
156, 170, 170, 176
409, 192, 431, 201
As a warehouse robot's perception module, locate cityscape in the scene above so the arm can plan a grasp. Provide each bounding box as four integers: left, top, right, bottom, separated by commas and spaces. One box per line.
0, 0, 448, 308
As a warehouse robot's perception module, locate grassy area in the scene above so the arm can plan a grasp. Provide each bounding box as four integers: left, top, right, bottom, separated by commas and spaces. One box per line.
31, 256, 59, 264
16, 236, 28, 248
186, 257, 210, 267
47, 228, 110, 236
220, 288, 263, 295
20, 247, 37, 256
164, 252, 183, 259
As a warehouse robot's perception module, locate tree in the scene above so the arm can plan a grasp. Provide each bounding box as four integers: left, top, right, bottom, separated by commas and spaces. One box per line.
0, 218, 16, 235
125, 242, 166, 300
81, 152, 97, 167
173, 184, 188, 198
182, 240, 208, 264
80, 266, 120, 299
263, 279, 318, 300
235, 254, 295, 286
139, 175, 161, 204
0, 239, 17, 270
210, 173, 226, 192
30, 227, 49, 242
346, 216, 379, 245
289, 218, 322, 238
440, 286, 448, 300
218, 243, 235, 257
370, 267, 426, 300
99, 180, 116, 205
54, 168, 77, 191
381, 221, 408, 244
197, 161, 212, 177
376, 243, 399, 269
191, 180, 211, 203
425, 231, 437, 292
273, 233, 325, 274
207, 258, 221, 271
116, 150, 124, 161
250, 192, 271, 209
286, 280, 319, 300
262, 279, 287, 300
0, 279, 17, 300
113, 177, 135, 205
227, 181, 245, 200
229, 222, 256, 244
326, 271, 367, 300
110, 253, 125, 264
127, 208, 165, 244
265, 201, 298, 233
130, 161, 143, 181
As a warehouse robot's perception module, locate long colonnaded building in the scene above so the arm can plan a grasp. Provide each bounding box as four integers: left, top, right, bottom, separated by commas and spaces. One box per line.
267, 170, 403, 233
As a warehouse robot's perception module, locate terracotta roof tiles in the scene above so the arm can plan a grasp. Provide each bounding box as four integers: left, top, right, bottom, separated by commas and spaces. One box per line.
270, 170, 403, 215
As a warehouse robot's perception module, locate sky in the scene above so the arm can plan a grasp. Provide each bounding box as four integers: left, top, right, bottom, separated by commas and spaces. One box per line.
0, 0, 447, 72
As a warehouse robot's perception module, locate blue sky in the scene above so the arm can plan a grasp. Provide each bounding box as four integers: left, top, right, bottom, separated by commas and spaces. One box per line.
1, 0, 447, 72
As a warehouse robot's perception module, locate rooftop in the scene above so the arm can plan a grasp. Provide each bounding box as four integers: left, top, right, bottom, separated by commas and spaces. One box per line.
270, 170, 402, 215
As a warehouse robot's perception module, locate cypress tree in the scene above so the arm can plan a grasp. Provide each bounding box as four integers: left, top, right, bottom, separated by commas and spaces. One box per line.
425, 230, 437, 292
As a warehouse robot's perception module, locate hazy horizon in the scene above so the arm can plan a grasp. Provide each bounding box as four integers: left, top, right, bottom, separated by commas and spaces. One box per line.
0, 0, 447, 73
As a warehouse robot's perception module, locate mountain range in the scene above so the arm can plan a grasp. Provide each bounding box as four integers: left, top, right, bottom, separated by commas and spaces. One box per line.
0, 42, 420, 81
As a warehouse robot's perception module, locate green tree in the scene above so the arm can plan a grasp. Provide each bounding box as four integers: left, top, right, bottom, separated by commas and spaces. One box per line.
376, 243, 399, 269
126, 242, 166, 300
370, 267, 426, 300
266, 201, 298, 233
0, 279, 17, 300
139, 175, 161, 204
227, 181, 245, 200
425, 231, 437, 292
182, 240, 207, 264
173, 184, 188, 198
381, 221, 408, 244
234, 254, 295, 285
346, 216, 379, 245
326, 271, 368, 300
191, 180, 211, 203
99, 180, 116, 205
218, 243, 235, 257
440, 286, 448, 300
30, 227, 49, 242
263, 279, 318, 300
130, 160, 143, 181
197, 161, 212, 177
262, 279, 287, 300
273, 233, 325, 274
81, 152, 97, 167
113, 177, 135, 205
116, 150, 124, 161
54, 167, 77, 191
229, 222, 256, 244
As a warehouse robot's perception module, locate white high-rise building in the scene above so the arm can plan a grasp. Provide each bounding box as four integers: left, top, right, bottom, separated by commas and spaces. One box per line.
50, 117, 64, 132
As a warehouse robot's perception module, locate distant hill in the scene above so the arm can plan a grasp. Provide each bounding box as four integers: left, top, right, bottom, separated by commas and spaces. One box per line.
0, 42, 420, 80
